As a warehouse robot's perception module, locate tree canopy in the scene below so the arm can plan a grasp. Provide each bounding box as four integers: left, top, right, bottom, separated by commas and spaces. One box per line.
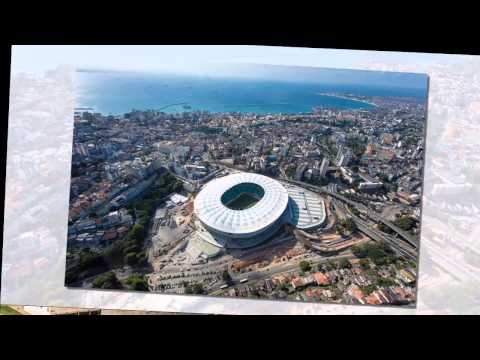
92, 271, 123, 289
351, 241, 396, 266
125, 273, 149, 291
394, 216, 416, 232
299, 260, 312, 272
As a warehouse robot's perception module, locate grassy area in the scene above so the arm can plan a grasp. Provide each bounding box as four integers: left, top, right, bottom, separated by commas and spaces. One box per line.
0, 305, 21, 315
226, 193, 259, 210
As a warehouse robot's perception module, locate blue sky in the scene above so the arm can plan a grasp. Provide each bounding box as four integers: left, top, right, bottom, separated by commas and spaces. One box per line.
10, 45, 454, 87
193, 63, 429, 88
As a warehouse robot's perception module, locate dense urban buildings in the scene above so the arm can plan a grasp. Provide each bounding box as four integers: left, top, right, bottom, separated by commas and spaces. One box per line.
66, 72, 426, 307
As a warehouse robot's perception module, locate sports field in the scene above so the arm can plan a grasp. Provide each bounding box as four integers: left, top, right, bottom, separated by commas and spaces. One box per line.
226, 193, 260, 210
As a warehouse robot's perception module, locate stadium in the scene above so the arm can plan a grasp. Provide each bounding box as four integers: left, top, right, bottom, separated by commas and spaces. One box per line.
194, 172, 290, 249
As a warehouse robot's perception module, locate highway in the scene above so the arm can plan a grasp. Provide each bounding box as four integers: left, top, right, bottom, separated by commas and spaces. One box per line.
334, 199, 417, 260
285, 178, 418, 247
210, 161, 417, 246
210, 162, 418, 257
354, 217, 417, 260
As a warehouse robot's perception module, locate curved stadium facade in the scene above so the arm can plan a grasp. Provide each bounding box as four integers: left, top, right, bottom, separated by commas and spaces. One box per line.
194, 173, 290, 249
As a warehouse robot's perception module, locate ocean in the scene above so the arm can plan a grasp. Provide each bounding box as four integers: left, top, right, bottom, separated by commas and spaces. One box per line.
75, 70, 427, 115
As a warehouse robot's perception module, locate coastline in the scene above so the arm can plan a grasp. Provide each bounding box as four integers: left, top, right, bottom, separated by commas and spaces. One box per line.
316, 93, 378, 108
75, 98, 375, 116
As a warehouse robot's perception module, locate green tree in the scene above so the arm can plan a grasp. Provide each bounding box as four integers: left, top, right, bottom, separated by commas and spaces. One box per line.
124, 252, 139, 265
380, 173, 389, 183
125, 273, 149, 291
92, 271, 123, 289
343, 218, 357, 233
345, 135, 367, 158
79, 252, 105, 271
191, 283, 205, 295
324, 260, 335, 271
103, 242, 124, 267
130, 223, 145, 242
299, 260, 311, 272
359, 259, 370, 270
250, 288, 260, 297
378, 222, 394, 234
336, 224, 344, 236
339, 258, 352, 269
222, 270, 232, 283
122, 244, 140, 256
376, 277, 396, 288
65, 270, 78, 284
277, 283, 288, 292
350, 207, 360, 217
394, 216, 416, 232
285, 166, 296, 179
351, 241, 395, 266
135, 252, 147, 265
362, 284, 377, 295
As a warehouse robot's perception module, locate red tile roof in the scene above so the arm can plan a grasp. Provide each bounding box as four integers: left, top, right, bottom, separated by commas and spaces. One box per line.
313, 272, 330, 286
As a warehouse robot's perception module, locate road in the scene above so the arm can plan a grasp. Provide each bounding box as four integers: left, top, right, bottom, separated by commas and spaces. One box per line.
211, 161, 418, 259
335, 199, 417, 260
211, 161, 417, 246
354, 218, 417, 260
286, 178, 418, 247
208, 252, 355, 294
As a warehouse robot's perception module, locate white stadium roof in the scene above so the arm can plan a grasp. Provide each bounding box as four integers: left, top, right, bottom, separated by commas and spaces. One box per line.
194, 173, 289, 236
